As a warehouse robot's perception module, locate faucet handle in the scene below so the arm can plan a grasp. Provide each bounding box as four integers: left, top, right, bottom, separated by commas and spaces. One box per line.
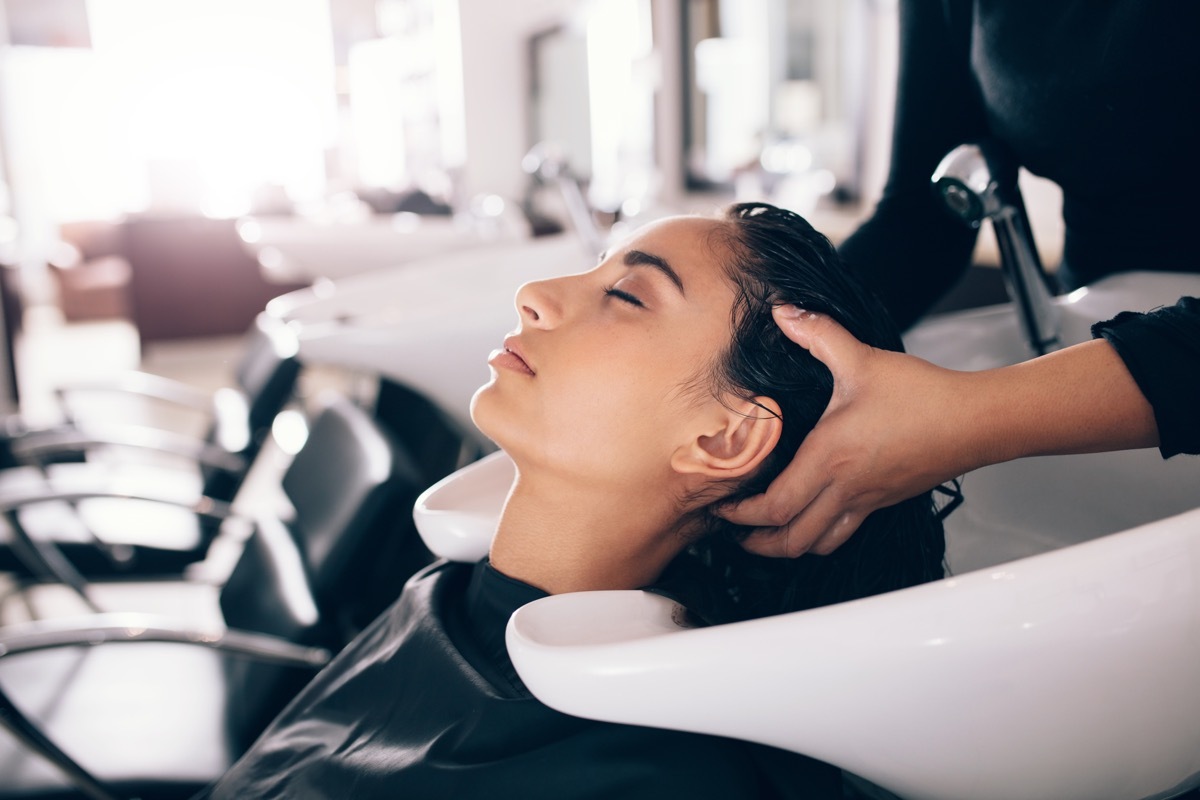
931, 141, 1019, 226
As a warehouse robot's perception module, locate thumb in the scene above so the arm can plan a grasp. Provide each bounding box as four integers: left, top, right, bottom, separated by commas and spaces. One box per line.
772, 306, 865, 376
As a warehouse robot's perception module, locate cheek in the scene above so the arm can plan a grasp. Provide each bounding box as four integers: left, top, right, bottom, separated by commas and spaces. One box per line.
476, 363, 680, 474
537, 358, 687, 460
473, 320, 721, 475
542, 372, 640, 435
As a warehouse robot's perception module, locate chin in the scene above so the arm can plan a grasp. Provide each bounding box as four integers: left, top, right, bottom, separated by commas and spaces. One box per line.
469, 380, 505, 445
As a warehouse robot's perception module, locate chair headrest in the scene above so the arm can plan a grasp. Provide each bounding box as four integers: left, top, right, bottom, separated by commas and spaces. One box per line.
284, 396, 400, 588
238, 312, 302, 428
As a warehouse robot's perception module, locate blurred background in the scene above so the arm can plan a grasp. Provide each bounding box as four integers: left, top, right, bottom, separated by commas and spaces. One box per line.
2, 10, 1194, 800
0, 0, 1063, 421
0, 0, 947, 631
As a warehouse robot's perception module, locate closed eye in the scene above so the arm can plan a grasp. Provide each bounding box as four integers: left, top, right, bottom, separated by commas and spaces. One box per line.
604, 286, 645, 308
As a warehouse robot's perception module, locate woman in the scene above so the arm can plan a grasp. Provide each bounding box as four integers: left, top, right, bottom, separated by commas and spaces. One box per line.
202, 203, 945, 799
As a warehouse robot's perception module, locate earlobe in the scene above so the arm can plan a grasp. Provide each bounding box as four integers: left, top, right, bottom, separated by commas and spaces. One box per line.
671, 396, 782, 479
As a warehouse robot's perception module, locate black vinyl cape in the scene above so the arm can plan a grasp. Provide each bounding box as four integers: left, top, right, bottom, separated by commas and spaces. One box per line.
840, 0, 1200, 329
203, 560, 840, 799
1092, 296, 1200, 458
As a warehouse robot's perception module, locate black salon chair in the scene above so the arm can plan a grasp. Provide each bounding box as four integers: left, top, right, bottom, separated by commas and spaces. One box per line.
0, 393, 422, 800
0, 312, 302, 586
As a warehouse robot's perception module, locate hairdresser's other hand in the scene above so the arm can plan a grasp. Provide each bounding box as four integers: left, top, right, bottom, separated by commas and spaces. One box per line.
718, 307, 976, 557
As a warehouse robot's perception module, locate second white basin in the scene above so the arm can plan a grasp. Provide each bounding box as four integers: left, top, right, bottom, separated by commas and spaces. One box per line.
238, 212, 527, 284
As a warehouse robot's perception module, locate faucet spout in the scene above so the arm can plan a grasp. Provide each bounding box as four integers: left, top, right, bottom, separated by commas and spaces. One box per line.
932, 142, 1061, 356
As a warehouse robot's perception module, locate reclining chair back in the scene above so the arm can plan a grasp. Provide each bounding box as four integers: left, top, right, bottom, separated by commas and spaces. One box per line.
199, 312, 302, 502
219, 396, 417, 745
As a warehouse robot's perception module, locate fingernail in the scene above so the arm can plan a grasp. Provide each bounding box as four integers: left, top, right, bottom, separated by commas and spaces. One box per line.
775, 304, 815, 320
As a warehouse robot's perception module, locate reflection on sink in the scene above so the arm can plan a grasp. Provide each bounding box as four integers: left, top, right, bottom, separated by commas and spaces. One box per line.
236, 211, 528, 284
904, 270, 1200, 573
904, 271, 1198, 370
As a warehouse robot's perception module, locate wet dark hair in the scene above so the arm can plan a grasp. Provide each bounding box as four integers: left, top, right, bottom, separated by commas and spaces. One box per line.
655, 202, 946, 625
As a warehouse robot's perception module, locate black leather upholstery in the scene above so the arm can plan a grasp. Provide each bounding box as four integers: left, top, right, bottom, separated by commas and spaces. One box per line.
0, 396, 416, 799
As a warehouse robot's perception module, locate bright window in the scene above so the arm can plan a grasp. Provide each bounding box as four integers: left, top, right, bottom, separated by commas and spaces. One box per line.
2, 0, 337, 228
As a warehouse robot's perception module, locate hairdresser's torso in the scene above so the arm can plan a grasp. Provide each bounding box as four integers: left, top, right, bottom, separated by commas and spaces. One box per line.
843, 1, 1200, 325
964, 0, 1200, 283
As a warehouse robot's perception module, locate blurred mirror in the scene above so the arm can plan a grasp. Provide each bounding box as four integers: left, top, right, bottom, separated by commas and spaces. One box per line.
682, 0, 872, 208
527, 0, 657, 214
349, 0, 465, 207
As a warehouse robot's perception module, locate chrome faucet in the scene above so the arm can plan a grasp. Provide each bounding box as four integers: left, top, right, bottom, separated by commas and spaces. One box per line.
932, 142, 1061, 356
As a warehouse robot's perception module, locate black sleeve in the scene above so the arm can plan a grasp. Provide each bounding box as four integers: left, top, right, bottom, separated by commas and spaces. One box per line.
838, 0, 990, 330
1092, 296, 1200, 458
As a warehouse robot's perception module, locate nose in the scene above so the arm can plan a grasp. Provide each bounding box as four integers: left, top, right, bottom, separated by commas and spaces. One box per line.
514, 278, 564, 328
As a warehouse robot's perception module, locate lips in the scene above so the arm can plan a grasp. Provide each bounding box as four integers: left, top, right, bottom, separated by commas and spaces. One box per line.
489, 336, 535, 376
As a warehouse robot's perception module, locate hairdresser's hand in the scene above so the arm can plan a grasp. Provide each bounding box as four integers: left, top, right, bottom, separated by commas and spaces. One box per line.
718, 306, 1159, 558
717, 307, 979, 557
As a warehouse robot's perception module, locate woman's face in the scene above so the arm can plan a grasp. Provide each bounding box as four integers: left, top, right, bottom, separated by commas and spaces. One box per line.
471, 215, 740, 491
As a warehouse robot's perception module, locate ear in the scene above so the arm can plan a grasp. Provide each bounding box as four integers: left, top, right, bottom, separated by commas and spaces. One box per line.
670, 396, 782, 480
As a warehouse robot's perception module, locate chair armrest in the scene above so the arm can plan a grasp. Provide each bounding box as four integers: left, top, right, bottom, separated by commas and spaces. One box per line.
55, 371, 215, 415
0, 614, 331, 800
0, 492, 237, 610
10, 425, 247, 473
0, 487, 235, 521
0, 612, 332, 667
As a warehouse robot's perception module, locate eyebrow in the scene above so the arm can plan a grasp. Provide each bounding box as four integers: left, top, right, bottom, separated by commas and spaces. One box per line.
623, 249, 686, 296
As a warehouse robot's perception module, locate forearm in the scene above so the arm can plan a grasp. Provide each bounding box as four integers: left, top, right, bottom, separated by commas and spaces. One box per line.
961, 339, 1158, 469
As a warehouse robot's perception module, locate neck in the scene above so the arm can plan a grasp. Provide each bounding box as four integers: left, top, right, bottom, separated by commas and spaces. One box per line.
488, 468, 695, 594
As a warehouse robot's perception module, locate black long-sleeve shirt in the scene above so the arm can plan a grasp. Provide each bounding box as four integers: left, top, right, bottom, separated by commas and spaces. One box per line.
204, 560, 840, 799
1093, 296, 1200, 458
841, 0, 1200, 330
